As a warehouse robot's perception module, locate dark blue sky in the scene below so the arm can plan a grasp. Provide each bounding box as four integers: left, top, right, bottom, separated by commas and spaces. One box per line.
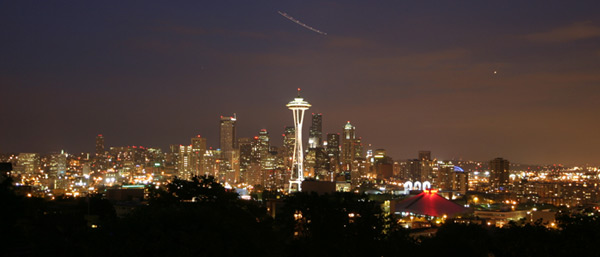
2, 1, 600, 165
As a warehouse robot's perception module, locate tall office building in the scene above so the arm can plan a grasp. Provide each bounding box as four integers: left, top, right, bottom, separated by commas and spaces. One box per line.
403, 159, 421, 181
419, 151, 431, 161
282, 126, 295, 170
490, 157, 510, 190
286, 89, 311, 192
437, 161, 468, 195
418, 151, 434, 182
17, 153, 40, 175
308, 113, 322, 148
178, 145, 193, 180
326, 133, 340, 173
238, 137, 253, 182
191, 135, 207, 152
202, 149, 219, 178
96, 134, 105, 157
257, 129, 270, 169
191, 135, 207, 175
354, 137, 363, 159
219, 114, 236, 152
342, 121, 360, 171
49, 151, 67, 177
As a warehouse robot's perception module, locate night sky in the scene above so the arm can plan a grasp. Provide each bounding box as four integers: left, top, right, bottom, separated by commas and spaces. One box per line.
2, 1, 600, 165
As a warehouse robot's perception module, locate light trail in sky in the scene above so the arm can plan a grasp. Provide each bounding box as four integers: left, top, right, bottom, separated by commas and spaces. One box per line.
278, 11, 327, 35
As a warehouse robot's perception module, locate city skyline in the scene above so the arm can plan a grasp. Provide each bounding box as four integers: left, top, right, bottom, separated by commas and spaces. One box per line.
2, 1, 600, 165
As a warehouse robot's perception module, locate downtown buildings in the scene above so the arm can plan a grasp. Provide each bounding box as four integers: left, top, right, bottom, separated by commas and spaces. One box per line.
2, 91, 600, 213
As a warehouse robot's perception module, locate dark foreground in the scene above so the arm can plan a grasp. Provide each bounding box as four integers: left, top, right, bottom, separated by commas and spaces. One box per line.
3, 176, 600, 257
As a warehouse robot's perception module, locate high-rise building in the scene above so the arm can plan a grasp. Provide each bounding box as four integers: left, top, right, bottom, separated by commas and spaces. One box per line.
191, 135, 207, 153
419, 151, 431, 161
437, 161, 454, 190
219, 114, 236, 152
49, 151, 67, 177
17, 153, 40, 175
418, 151, 434, 182
96, 134, 105, 157
305, 147, 328, 180
326, 133, 340, 173
437, 161, 468, 195
403, 159, 421, 181
178, 145, 193, 180
372, 149, 392, 180
238, 137, 253, 181
222, 149, 240, 183
250, 136, 261, 164
258, 129, 270, 169
354, 137, 363, 159
202, 149, 219, 178
342, 121, 358, 170
282, 126, 295, 170
286, 89, 311, 192
191, 135, 206, 175
490, 157, 510, 190
308, 113, 322, 148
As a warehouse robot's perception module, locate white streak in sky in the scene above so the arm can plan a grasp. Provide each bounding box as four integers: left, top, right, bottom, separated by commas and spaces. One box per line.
278, 11, 327, 35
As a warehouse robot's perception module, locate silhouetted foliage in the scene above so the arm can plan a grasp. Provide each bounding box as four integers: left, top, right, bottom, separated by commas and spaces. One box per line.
273, 192, 410, 257
491, 222, 558, 257
114, 175, 277, 257
420, 222, 492, 257
5, 177, 600, 257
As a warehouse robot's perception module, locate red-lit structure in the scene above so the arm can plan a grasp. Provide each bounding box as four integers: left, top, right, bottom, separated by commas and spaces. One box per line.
393, 190, 468, 218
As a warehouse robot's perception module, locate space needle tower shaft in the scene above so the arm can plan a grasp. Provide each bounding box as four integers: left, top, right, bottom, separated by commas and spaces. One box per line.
286, 88, 311, 193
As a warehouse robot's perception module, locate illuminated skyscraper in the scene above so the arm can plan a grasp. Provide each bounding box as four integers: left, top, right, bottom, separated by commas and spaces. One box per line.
308, 113, 322, 148
219, 114, 236, 152
238, 137, 253, 183
286, 89, 311, 192
191, 135, 206, 175
354, 137, 363, 159
178, 145, 193, 180
326, 133, 340, 173
419, 150, 434, 182
49, 151, 67, 177
282, 126, 295, 170
419, 151, 431, 161
437, 162, 469, 195
258, 129, 270, 169
490, 157, 510, 191
96, 134, 105, 157
342, 121, 357, 170
17, 153, 40, 175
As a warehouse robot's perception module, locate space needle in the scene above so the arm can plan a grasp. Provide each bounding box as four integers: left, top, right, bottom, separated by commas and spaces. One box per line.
287, 88, 311, 193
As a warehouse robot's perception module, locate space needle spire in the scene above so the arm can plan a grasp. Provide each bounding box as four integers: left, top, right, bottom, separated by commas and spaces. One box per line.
286, 88, 311, 193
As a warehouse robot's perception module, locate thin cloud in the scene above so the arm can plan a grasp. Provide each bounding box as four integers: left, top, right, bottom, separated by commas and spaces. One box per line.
326, 36, 374, 49
525, 22, 600, 43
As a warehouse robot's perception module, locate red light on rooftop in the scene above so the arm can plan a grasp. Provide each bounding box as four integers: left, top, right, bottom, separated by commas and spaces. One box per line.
98, 134, 103, 137
426, 189, 438, 194
197, 135, 201, 138
254, 136, 259, 140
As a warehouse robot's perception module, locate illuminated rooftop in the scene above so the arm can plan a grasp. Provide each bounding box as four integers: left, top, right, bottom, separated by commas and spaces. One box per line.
286, 88, 311, 110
